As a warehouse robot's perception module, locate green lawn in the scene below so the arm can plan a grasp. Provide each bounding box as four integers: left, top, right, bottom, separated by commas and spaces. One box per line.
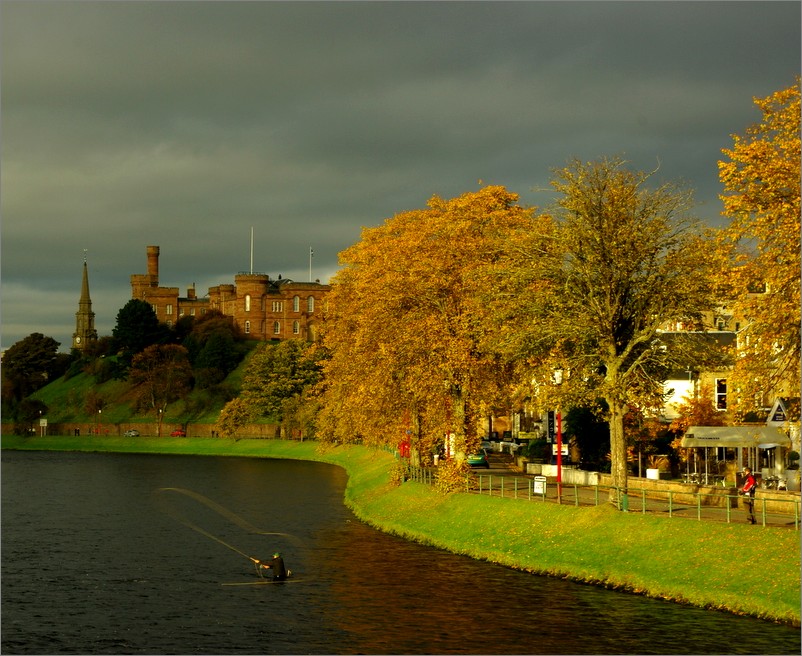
3, 434, 799, 625
29, 342, 261, 425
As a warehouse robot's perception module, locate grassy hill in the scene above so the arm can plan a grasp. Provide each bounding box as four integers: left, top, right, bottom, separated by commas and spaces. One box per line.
30, 342, 260, 426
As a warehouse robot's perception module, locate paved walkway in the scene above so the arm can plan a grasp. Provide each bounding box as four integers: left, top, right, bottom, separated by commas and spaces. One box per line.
465, 452, 801, 530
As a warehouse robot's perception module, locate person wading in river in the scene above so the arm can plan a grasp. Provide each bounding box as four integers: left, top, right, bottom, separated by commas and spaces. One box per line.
255, 552, 288, 580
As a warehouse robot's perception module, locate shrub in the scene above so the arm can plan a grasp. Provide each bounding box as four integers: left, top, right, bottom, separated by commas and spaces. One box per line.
434, 458, 470, 495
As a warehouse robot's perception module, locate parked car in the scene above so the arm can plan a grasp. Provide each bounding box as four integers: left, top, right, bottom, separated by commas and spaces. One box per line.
467, 449, 490, 468
480, 440, 494, 452
170, 429, 186, 437
123, 429, 140, 437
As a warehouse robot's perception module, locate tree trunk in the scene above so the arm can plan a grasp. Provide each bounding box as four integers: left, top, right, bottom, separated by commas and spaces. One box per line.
608, 397, 629, 508
452, 386, 467, 460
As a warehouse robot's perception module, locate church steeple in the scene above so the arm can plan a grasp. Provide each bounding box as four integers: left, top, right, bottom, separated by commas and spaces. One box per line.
73, 251, 98, 351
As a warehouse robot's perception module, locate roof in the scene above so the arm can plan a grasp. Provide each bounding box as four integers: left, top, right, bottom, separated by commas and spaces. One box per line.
767, 397, 801, 423
682, 426, 790, 449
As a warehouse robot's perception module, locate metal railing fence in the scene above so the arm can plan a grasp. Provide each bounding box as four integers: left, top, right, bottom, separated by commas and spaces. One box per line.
402, 465, 800, 530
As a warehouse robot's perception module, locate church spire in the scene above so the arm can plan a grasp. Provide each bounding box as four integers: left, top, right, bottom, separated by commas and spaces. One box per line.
73, 252, 98, 351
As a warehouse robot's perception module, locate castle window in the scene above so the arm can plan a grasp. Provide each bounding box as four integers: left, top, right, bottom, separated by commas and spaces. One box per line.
293, 296, 300, 312
715, 378, 727, 410
272, 301, 283, 312
307, 296, 315, 313
245, 294, 251, 312
244, 320, 251, 334
190, 308, 195, 316
273, 321, 281, 335
293, 320, 300, 335
166, 304, 173, 316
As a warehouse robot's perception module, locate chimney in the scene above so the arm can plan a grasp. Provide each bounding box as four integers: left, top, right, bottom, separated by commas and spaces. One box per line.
187, 284, 196, 300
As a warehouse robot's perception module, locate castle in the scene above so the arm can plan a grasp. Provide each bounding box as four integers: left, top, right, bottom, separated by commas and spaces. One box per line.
129, 246, 330, 342
71, 246, 330, 350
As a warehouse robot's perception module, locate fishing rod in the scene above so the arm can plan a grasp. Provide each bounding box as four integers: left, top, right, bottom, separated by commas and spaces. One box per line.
153, 487, 303, 570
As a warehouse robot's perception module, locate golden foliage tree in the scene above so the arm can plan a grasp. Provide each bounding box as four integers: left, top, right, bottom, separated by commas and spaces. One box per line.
499, 158, 720, 499
717, 79, 801, 412
317, 186, 541, 461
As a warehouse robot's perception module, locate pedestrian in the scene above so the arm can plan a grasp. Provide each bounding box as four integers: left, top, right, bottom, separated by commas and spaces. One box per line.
740, 467, 757, 524
255, 552, 288, 581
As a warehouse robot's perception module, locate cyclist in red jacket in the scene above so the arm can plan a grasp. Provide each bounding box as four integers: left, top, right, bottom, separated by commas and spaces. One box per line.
740, 467, 757, 524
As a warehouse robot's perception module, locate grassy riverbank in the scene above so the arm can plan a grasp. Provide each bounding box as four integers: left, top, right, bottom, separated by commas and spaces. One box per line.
3, 435, 800, 625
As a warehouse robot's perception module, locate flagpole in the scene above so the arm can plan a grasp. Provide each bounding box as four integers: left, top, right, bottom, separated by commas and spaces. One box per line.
250, 227, 254, 274
309, 247, 313, 281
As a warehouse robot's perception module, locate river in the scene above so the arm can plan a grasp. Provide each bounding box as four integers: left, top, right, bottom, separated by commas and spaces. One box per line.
1, 450, 798, 655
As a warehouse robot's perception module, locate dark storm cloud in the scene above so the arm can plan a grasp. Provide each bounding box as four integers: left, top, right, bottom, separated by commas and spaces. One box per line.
1, 1, 799, 350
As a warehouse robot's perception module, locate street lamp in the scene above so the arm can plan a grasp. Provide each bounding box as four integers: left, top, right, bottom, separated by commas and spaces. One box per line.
553, 369, 564, 500
97, 409, 102, 436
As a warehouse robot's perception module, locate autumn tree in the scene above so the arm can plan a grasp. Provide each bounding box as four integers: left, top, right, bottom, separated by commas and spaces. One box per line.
129, 344, 193, 436
717, 79, 801, 412
500, 158, 720, 501
217, 398, 255, 438
318, 186, 542, 462
216, 340, 324, 437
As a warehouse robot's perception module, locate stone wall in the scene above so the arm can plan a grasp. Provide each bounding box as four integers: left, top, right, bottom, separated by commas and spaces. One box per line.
2, 422, 280, 439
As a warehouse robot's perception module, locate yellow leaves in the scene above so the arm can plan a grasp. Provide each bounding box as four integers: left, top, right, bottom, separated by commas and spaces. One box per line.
320, 186, 545, 447
717, 77, 801, 409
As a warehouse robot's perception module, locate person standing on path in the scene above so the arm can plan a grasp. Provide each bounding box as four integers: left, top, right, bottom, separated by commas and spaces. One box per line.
740, 467, 757, 524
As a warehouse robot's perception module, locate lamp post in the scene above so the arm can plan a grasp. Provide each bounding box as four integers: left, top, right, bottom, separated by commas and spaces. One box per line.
97, 409, 102, 435
553, 369, 564, 500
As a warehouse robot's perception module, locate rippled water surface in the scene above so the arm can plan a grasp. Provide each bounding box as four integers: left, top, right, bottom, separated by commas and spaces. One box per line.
2, 450, 799, 655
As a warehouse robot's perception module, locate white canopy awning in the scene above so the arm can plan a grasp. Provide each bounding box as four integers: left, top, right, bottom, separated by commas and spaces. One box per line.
682, 426, 791, 449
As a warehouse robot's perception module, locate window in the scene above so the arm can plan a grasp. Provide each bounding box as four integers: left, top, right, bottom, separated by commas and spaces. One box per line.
190, 308, 196, 316
245, 294, 251, 312
273, 321, 281, 335
293, 320, 300, 335
272, 301, 283, 312
307, 296, 315, 313
165, 304, 173, 316
716, 378, 727, 410
244, 320, 251, 335
293, 296, 300, 312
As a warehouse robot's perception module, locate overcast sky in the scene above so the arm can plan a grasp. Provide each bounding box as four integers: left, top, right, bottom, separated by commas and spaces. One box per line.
1, 1, 799, 352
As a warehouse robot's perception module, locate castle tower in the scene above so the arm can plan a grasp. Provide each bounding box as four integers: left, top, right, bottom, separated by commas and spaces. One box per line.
72, 253, 98, 351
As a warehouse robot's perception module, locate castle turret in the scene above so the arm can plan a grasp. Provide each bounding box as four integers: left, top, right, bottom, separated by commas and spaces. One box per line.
147, 245, 160, 281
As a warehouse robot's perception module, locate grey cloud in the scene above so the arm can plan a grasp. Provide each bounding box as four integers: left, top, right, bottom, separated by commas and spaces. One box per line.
2, 1, 799, 350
